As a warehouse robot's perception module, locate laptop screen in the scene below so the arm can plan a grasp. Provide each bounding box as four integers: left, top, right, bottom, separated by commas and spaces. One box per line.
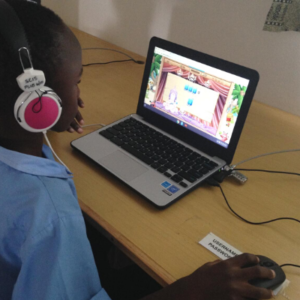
143, 46, 250, 149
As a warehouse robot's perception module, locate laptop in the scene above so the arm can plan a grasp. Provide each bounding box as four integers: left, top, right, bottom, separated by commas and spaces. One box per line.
71, 37, 259, 208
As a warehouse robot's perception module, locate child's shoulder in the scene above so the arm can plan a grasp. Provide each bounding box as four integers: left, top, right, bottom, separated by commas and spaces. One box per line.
0, 146, 81, 236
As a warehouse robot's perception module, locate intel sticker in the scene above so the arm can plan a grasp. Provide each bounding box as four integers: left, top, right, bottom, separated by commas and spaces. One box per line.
161, 181, 171, 188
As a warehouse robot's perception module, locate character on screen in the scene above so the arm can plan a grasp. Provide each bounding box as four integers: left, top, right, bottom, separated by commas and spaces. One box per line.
220, 131, 229, 142
177, 69, 183, 76
204, 80, 211, 88
227, 98, 238, 113
163, 87, 178, 113
169, 87, 178, 102
188, 73, 196, 82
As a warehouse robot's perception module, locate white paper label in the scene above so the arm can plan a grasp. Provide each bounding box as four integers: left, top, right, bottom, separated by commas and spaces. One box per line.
16, 68, 45, 92
199, 232, 242, 260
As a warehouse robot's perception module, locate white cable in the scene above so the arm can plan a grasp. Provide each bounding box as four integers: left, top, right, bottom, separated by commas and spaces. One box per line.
81, 123, 106, 128
43, 131, 71, 172
231, 148, 300, 169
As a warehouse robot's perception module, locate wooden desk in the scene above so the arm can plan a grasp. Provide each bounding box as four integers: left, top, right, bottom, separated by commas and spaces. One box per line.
50, 28, 300, 299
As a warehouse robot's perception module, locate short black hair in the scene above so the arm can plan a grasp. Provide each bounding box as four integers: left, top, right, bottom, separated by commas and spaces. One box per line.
0, 0, 66, 111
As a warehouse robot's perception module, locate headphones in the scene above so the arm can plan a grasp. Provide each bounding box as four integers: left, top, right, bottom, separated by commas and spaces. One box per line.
0, 0, 62, 133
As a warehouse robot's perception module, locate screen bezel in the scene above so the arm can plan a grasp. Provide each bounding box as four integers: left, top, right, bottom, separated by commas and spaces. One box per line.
136, 37, 259, 164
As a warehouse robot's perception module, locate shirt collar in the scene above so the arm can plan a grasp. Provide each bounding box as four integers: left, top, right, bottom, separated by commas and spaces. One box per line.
0, 144, 72, 178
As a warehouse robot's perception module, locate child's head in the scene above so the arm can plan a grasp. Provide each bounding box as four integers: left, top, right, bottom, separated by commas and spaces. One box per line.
0, 0, 82, 139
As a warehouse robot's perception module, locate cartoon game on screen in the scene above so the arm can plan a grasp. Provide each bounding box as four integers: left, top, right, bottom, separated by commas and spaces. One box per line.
217, 84, 246, 143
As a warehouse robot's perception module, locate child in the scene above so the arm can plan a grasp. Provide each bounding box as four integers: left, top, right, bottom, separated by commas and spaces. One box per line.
0, 1, 275, 300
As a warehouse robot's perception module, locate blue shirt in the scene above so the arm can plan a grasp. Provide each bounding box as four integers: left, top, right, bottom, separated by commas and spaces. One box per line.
0, 145, 111, 300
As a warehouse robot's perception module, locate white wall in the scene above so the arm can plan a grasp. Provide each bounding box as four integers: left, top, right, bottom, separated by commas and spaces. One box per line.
43, 0, 300, 116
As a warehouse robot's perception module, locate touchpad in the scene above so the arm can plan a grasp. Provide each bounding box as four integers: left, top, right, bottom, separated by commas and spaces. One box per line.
98, 150, 148, 182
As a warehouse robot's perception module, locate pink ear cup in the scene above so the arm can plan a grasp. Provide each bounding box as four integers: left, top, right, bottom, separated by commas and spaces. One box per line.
24, 96, 59, 129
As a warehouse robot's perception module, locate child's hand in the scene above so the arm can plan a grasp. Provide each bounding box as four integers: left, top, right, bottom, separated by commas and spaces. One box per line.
141, 253, 275, 300
67, 97, 84, 133
181, 253, 275, 300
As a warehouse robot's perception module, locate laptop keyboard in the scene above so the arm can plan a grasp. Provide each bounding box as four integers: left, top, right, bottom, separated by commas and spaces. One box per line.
99, 118, 218, 188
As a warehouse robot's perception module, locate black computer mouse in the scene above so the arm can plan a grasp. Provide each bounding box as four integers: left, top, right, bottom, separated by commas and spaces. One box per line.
249, 255, 286, 290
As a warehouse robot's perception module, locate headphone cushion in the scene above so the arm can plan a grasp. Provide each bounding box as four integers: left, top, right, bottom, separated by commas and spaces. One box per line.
14, 88, 62, 132
24, 96, 60, 129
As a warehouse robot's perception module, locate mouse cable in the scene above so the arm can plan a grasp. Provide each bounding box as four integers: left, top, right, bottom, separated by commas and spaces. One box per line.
205, 177, 300, 225
280, 264, 300, 269
230, 148, 300, 169
82, 47, 145, 65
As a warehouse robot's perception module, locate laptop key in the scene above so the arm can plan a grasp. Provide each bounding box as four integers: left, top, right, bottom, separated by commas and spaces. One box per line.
181, 165, 191, 171
157, 166, 168, 173
110, 137, 123, 146
121, 145, 153, 165
171, 174, 183, 183
177, 171, 197, 183
151, 162, 160, 169
195, 158, 203, 164
192, 163, 203, 170
171, 166, 181, 173
112, 124, 123, 131
120, 137, 130, 143
185, 160, 195, 166
179, 182, 188, 188
133, 144, 143, 150
188, 169, 203, 179
178, 156, 188, 162
143, 150, 152, 156
157, 159, 168, 165
119, 121, 130, 127
208, 161, 218, 168
107, 128, 119, 135
201, 157, 210, 163
202, 163, 214, 170
172, 153, 182, 159
174, 160, 184, 167
189, 153, 201, 160
160, 153, 170, 159
199, 167, 210, 174
152, 155, 160, 161
128, 140, 136, 146
164, 172, 172, 178
100, 130, 114, 140
164, 162, 174, 169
